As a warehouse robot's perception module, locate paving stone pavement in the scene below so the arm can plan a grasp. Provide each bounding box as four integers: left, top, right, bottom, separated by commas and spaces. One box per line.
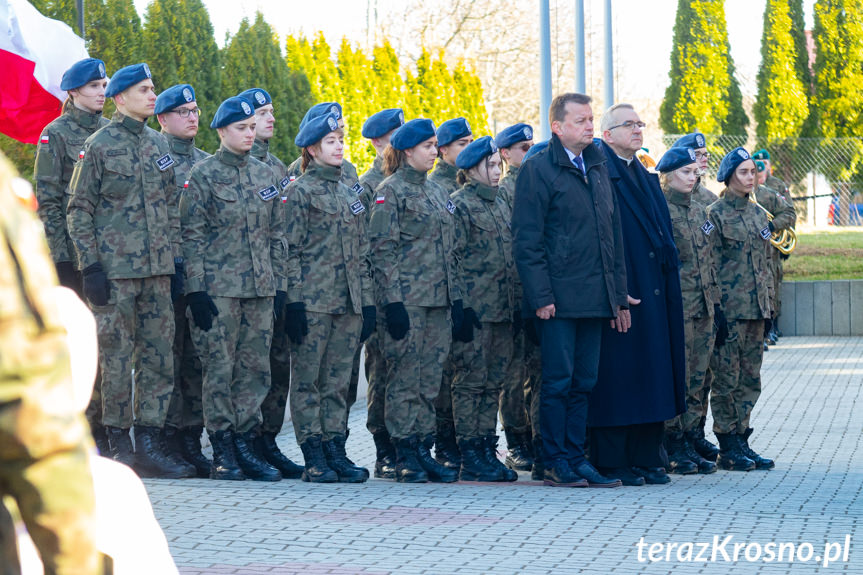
145, 337, 863, 574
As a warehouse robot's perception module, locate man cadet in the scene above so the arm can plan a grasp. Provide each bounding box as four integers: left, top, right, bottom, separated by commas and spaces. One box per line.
34, 57, 110, 453
67, 63, 194, 479
670, 132, 718, 207
753, 149, 791, 197
153, 83, 211, 477
235, 87, 304, 479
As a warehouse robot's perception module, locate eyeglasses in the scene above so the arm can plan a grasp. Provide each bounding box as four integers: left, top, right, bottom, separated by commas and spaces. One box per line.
172, 107, 201, 118
695, 151, 711, 160
607, 120, 646, 131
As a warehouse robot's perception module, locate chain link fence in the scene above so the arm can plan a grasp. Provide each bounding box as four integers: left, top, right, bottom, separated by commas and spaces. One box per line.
661, 135, 863, 227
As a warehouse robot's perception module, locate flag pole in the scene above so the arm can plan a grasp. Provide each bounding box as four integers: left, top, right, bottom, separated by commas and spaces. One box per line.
76, 0, 84, 37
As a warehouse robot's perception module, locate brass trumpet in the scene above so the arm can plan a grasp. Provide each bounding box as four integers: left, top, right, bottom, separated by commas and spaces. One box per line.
749, 195, 797, 255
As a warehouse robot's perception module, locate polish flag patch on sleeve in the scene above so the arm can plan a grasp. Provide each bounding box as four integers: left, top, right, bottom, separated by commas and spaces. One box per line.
40, 135, 49, 144
375, 195, 385, 204
183, 180, 189, 188
78, 150, 85, 160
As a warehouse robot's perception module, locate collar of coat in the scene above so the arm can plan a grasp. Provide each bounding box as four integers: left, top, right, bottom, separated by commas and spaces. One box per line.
67, 104, 103, 130
164, 133, 195, 156
722, 191, 751, 211
305, 159, 342, 182
400, 165, 427, 184
464, 180, 498, 202
251, 138, 270, 161
114, 112, 146, 134
431, 159, 458, 181
665, 189, 692, 207
216, 146, 249, 167
549, 134, 605, 173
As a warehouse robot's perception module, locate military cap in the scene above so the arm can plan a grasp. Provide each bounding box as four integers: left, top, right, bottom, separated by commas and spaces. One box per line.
656, 147, 697, 174
756, 160, 766, 172
716, 147, 753, 184
362, 108, 405, 139
294, 112, 340, 148
390, 118, 436, 151
210, 96, 255, 129
522, 140, 550, 163
237, 88, 272, 110
436, 117, 472, 147
494, 123, 533, 149
300, 102, 343, 131
105, 63, 152, 98
671, 132, 707, 150
155, 84, 196, 115
456, 136, 498, 170
752, 149, 770, 160
60, 58, 107, 91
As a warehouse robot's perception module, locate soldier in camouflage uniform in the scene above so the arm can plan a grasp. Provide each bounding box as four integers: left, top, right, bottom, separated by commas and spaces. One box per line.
181, 96, 286, 482
153, 83, 211, 477
369, 118, 466, 483
1, 151, 103, 575
235, 88, 304, 479
449, 137, 519, 482
656, 147, 724, 475
67, 63, 194, 479
707, 147, 776, 472
428, 117, 473, 469
33, 58, 110, 454
284, 113, 375, 484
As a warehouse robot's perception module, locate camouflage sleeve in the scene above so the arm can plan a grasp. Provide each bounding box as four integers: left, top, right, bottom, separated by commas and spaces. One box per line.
270, 183, 288, 293
707, 205, 727, 308
66, 144, 102, 270
33, 128, 70, 263
163, 161, 181, 261
451, 197, 469, 306
358, 207, 374, 308
770, 191, 796, 231
369, 185, 403, 305
180, 168, 209, 293
284, 181, 310, 303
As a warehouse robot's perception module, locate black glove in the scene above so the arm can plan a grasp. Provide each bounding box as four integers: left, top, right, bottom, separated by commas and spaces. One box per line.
187, 291, 219, 331
451, 299, 464, 334
524, 317, 540, 346
55, 261, 78, 289
385, 302, 410, 340
82, 261, 109, 306
780, 252, 790, 261
454, 307, 481, 343
274, 290, 287, 322
763, 317, 773, 338
170, 262, 185, 302
360, 305, 377, 342
713, 304, 728, 348
512, 308, 523, 339
285, 302, 309, 345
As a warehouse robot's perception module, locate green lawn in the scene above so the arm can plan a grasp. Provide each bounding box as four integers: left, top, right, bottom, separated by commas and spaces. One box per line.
784, 229, 863, 281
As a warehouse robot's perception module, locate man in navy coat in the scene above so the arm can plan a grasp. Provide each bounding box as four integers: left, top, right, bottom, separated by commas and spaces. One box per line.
589, 103, 687, 486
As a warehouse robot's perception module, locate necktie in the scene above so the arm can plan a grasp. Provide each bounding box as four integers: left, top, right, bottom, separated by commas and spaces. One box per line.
573, 155, 585, 174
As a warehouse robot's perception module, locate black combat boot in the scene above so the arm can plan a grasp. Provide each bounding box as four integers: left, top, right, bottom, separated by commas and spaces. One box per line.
333, 434, 369, 479
299, 435, 338, 483
323, 435, 368, 483
481, 435, 518, 481
531, 436, 545, 481
394, 436, 428, 483
372, 430, 397, 479
233, 431, 281, 481
433, 422, 461, 469
683, 430, 717, 474
134, 426, 196, 479
105, 426, 135, 467
458, 437, 501, 482
504, 428, 534, 471
715, 432, 756, 471
179, 426, 212, 478
692, 422, 720, 462
665, 431, 698, 475
740, 428, 775, 470
417, 435, 459, 482
256, 432, 304, 479
162, 426, 200, 472
208, 430, 245, 481
91, 424, 110, 456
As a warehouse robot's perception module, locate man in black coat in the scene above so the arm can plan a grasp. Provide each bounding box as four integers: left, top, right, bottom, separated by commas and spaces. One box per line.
512, 93, 628, 488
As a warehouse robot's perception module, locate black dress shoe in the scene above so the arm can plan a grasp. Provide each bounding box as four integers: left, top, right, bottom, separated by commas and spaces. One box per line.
598, 466, 645, 486
543, 459, 588, 487
632, 466, 671, 484
572, 461, 622, 488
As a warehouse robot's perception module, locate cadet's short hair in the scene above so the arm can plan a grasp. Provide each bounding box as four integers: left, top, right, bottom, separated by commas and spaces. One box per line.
600, 103, 635, 133
549, 93, 592, 125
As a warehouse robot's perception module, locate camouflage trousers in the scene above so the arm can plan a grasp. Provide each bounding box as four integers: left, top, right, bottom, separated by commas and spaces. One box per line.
384, 306, 451, 440
363, 329, 387, 435
0, 398, 100, 575
165, 295, 204, 429
773, 253, 784, 320
290, 311, 362, 444
188, 296, 273, 434
262, 313, 291, 435
434, 356, 455, 430
523, 331, 543, 440
499, 328, 529, 434
452, 322, 514, 441
667, 314, 715, 433
91, 276, 174, 428
709, 319, 765, 434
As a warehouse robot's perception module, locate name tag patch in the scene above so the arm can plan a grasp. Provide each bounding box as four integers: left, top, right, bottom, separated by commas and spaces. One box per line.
350, 199, 366, 215
701, 220, 715, 235
446, 199, 456, 214
279, 177, 290, 190
156, 154, 174, 171
760, 226, 772, 240
258, 185, 279, 201
351, 182, 365, 196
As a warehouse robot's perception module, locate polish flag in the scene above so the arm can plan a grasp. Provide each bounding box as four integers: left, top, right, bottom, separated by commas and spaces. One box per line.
0, 0, 89, 144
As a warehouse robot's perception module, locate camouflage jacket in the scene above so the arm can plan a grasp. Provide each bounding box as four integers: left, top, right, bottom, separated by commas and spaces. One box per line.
358, 155, 386, 212
286, 155, 362, 193
369, 165, 464, 308
180, 147, 286, 298
163, 133, 209, 193
428, 160, 459, 196
706, 193, 773, 320
664, 189, 721, 319
251, 139, 290, 196
754, 184, 796, 232
692, 181, 718, 207
498, 163, 519, 212
285, 160, 373, 314
451, 181, 516, 322
765, 174, 789, 196
34, 104, 108, 263
67, 112, 179, 278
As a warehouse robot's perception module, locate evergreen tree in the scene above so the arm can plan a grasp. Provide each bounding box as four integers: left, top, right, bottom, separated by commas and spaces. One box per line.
372, 41, 403, 110
452, 60, 490, 137
336, 39, 375, 171
788, 0, 811, 88
659, 0, 749, 135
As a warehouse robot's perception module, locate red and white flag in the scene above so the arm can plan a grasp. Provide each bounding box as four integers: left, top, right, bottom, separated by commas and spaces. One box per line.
0, 0, 89, 144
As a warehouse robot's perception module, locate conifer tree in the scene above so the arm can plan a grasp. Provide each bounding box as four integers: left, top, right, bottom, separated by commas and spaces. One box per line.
336, 39, 375, 171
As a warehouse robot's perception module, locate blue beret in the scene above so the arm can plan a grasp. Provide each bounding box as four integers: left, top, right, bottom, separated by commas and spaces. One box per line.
61, 58, 106, 91
436, 117, 472, 147
522, 140, 550, 163
210, 96, 255, 129
752, 149, 770, 160
362, 108, 405, 139
300, 102, 342, 131
671, 132, 706, 150
456, 136, 499, 170
237, 88, 272, 110
656, 147, 697, 174
294, 112, 340, 148
390, 118, 436, 151
716, 147, 753, 184
155, 84, 196, 115
105, 63, 152, 98
494, 123, 534, 149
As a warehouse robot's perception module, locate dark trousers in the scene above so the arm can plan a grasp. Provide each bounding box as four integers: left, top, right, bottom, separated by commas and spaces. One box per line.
589, 422, 665, 468
538, 317, 602, 466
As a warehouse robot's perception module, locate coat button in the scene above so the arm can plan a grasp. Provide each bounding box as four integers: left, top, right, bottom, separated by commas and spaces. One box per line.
649, 252, 655, 258
654, 289, 660, 296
